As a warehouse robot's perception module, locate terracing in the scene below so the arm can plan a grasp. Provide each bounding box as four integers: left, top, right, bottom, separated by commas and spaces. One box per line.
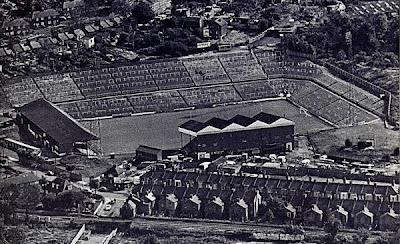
1, 49, 384, 128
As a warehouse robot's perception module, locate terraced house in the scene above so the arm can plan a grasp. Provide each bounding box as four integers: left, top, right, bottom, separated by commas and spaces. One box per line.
32, 9, 60, 28
130, 169, 400, 230
1, 18, 30, 36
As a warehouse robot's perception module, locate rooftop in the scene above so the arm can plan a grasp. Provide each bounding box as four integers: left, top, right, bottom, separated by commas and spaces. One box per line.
32, 9, 60, 19
18, 99, 98, 152
179, 112, 294, 136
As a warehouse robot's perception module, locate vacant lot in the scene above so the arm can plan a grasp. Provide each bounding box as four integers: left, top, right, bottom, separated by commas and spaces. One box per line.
98, 100, 331, 155
309, 122, 399, 161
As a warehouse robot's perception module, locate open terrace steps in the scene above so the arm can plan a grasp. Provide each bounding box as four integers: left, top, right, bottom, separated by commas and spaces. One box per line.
181, 56, 231, 86
218, 51, 266, 82
33, 74, 84, 103
145, 59, 195, 90
2, 77, 44, 107
127, 91, 188, 113
178, 85, 243, 107
2, 50, 384, 126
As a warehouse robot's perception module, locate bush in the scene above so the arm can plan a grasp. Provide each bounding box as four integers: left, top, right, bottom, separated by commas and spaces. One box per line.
345, 139, 352, 148
284, 225, 305, 235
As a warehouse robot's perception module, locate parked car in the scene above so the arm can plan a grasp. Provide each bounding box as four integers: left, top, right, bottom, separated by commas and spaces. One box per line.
104, 204, 112, 211
98, 186, 108, 192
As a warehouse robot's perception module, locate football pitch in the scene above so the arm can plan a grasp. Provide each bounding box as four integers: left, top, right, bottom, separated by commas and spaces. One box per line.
98, 99, 332, 155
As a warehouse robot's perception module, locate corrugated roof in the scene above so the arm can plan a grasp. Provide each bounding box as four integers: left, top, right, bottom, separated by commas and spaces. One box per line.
253, 112, 281, 124
229, 115, 255, 126
206, 117, 230, 129
179, 120, 206, 132
178, 113, 294, 135
18, 99, 98, 152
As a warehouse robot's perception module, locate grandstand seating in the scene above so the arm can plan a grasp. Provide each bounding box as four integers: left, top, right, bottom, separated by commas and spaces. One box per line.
75, 97, 134, 118
2, 78, 43, 107
178, 85, 242, 107
146, 59, 195, 89
70, 68, 121, 98
234, 81, 277, 100
34, 74, 84, 103
128, 91, 187, 113
218, 51, 266, 82
58, 102, 82, 119
110, 65, 158, 94
182, 56, 230, 85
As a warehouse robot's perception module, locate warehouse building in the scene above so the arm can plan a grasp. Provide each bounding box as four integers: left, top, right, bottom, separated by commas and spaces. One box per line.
16, 99, 98, 156
178, 112, 295, 155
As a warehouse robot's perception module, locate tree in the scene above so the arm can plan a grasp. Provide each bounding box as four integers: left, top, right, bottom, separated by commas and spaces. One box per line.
132, 2, 154, 24
17, 184, 42, 222
158, 41, 188, 57
56, 191, 86, 210
42, 194, 57, 210
324, 216, 342, 238
0, 186, 19, 224
0, 226, 26, 244
111, 0, 133, 16
345, 139, 352, 148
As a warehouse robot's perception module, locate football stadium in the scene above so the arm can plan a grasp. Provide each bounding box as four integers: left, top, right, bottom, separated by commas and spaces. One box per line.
1, 48, 384, 154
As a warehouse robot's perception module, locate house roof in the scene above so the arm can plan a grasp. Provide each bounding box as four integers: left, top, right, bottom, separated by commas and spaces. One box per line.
166, 193, 178, 202
30, 41, 42, 49
0, 173, 40, 189
333, 205, 348, 216
18, 99, 98, 152
189, 194, 201, 205
73, 29, 86, 37
213, 18, 228, 27
357, 206, 374, 218
235, 199, 248, 209
2, 18, 30, 28
84, 25, 96, 33
212, 196, 224, 206
285, 203, 296, 213
63, 0, 85, 9
310, 204, 323, 215
32, 9, 60, 19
